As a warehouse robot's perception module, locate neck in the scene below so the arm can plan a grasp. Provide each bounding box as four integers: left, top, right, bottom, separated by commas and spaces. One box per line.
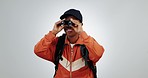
67, 35, 79, 44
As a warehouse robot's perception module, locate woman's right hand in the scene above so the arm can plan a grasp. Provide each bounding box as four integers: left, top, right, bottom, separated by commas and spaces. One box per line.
51, 20, 64, 35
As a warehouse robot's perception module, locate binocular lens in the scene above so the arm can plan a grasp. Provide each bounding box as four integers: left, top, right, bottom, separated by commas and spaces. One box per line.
61, 20, 74, 26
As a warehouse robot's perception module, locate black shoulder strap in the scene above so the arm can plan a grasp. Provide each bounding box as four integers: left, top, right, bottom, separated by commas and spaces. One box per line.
80, 45, 97, 78
53, 34, 66, 77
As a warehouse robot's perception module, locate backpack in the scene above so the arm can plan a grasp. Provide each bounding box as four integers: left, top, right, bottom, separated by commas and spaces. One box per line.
53, 34, 97, 78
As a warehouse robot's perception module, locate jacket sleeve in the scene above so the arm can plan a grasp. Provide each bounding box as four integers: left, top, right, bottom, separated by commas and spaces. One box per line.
79, 31, 105, 63
34, 31, 58, 62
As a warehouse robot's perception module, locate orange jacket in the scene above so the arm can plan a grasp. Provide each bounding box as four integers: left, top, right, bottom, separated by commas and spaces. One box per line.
34, 31, 104, 78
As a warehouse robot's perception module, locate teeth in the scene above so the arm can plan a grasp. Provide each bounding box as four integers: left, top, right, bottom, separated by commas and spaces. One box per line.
67, 29, 72, 32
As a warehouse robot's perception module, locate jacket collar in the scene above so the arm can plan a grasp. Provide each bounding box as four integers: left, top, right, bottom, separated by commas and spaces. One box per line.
65, 35, 83, 45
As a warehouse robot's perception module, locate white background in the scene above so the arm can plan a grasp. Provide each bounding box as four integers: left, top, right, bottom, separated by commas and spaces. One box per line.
0, 0, 148, 78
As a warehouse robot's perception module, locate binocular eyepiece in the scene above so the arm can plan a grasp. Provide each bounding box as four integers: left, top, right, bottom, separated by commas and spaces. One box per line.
59, 20, 75, 26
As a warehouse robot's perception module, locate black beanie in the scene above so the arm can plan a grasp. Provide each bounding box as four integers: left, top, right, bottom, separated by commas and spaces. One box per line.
60, 9, 83, 23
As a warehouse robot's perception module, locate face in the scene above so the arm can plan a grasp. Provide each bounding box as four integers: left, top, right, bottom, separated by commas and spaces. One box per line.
63, 16, 80, 37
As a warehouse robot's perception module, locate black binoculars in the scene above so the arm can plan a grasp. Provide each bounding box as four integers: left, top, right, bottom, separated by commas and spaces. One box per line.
60, 20, 75, 26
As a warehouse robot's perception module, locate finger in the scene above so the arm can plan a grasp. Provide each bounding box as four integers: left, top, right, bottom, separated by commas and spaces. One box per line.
62, 18, 65, 21
60, 25, 64, 29
70, 18, 82, 27
56, 20, 64, 26
70, 18, 79, 25
55, 20, 61, 25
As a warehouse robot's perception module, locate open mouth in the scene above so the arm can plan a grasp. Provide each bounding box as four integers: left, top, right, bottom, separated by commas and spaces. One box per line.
64, 27, 73, 33
66, 29, 73, 32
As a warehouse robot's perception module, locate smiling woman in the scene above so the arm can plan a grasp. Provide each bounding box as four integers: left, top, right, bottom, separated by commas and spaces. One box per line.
34, 8, 104, 78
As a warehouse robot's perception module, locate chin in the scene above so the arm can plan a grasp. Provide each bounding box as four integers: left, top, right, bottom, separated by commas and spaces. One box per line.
66, 33, 73, 36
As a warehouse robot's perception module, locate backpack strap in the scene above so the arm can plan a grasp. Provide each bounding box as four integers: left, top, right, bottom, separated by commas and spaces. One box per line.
80, 45, 97, 78
53, 34, 66, 77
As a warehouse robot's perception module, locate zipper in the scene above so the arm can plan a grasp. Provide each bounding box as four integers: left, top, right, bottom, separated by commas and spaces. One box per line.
70, 45, 74, 78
